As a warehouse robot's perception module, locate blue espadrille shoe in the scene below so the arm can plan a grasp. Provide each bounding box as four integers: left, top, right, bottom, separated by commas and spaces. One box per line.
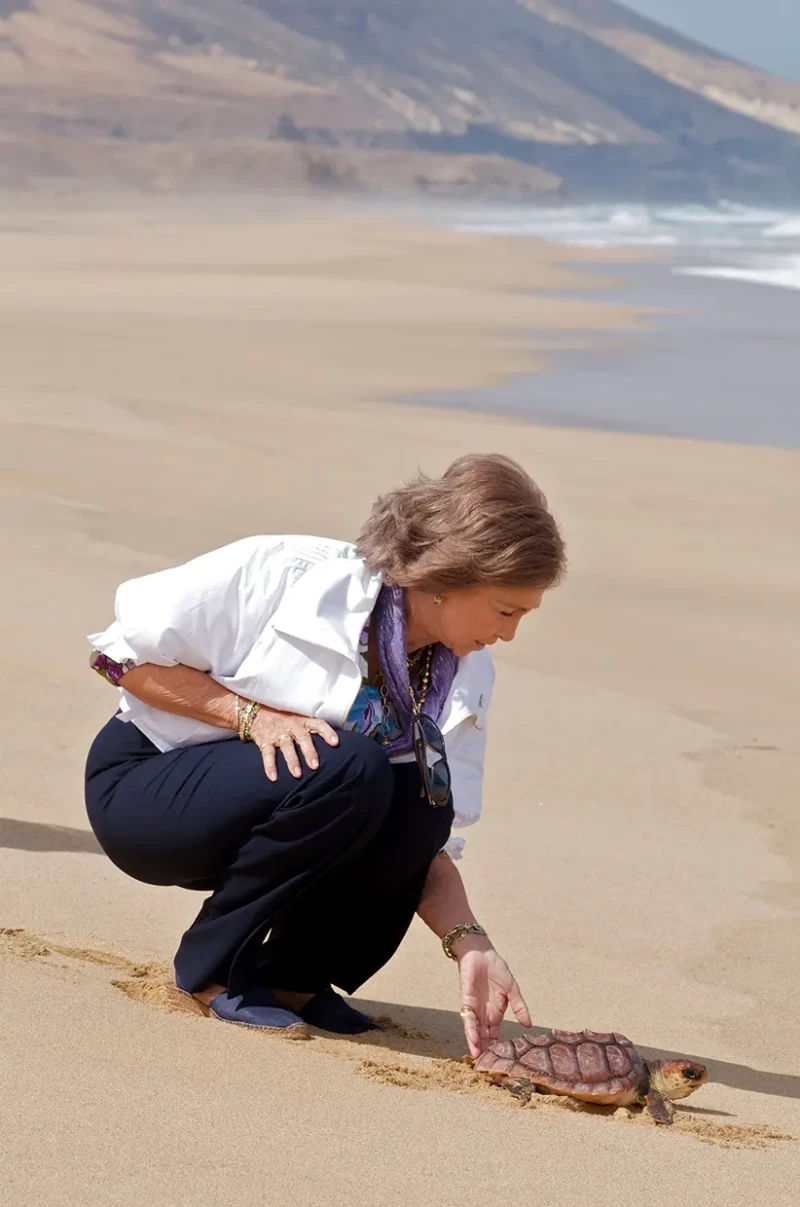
208, 986, 309, 1036
174, 977, 308, 1036
297, 987, 380, 1034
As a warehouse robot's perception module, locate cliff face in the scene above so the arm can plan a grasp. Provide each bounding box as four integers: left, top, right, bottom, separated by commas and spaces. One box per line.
1, 0, 799, 199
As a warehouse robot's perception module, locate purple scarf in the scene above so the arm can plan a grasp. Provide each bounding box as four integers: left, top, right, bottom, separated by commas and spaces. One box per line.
372, 584, 458, 757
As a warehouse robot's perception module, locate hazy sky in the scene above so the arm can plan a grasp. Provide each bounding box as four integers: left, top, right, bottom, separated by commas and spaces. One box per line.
624, 0, 800, 81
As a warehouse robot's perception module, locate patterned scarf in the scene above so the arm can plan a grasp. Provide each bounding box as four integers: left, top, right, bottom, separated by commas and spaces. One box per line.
372, 583, 458, 758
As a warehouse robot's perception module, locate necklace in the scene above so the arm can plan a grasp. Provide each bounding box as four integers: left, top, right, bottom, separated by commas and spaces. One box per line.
376, 644, 434, 742
407, 645, 433, 717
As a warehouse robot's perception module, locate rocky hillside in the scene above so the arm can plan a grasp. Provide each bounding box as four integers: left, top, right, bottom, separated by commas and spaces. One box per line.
1, 0, 799, 199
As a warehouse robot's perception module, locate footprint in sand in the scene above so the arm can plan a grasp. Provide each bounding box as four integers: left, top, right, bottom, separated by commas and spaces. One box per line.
1, 926, 794, 1151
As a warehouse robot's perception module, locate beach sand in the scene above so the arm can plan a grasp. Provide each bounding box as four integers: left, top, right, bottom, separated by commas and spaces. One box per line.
0, 202, 798, 1205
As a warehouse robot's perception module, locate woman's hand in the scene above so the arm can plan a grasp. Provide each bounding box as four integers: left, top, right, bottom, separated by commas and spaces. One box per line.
249, 707, 339, 782
456, 935, 532, 1058
415, 855, 530, 1057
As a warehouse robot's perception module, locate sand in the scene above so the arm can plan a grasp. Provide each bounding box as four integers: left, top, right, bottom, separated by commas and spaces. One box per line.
0, 200, 798, 1206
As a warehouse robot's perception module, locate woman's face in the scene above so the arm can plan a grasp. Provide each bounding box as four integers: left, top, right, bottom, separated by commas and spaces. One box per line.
415, 583, 546, 657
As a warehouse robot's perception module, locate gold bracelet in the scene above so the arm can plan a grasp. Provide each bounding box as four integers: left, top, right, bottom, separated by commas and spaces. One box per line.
236, 696, 248, 740
442, 922, 488, 961
241, 701, 261, 741
243, 701, 261, 741
237, 699, 262, 742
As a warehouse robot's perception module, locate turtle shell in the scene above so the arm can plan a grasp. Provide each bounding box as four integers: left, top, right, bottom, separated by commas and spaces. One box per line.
474, 1030, 645, 1104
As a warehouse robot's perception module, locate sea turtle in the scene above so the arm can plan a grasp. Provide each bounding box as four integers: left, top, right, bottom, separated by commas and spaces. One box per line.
475, 1029, 708, 1124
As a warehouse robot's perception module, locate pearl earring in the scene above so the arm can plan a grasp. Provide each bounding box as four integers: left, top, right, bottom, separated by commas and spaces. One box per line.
433, 595, 443, 605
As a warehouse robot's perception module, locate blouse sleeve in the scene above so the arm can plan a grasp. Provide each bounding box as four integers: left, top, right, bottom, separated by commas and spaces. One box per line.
87, 536, 287, 678
89, 648, 138, 686
440, 706, 490, 862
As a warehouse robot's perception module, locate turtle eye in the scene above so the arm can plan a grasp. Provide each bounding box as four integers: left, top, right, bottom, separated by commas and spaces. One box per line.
683, 1066, 702, 1080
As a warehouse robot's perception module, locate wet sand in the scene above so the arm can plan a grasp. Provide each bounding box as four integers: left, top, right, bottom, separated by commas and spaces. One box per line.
420, 256, 800, 448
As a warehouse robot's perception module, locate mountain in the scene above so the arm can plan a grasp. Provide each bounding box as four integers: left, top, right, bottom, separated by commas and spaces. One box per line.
2, 0, 800, 200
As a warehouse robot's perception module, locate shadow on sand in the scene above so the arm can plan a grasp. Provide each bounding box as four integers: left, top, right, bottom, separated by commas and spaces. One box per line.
0, 818, 103, 856
349, 998, 800, 1103
2, 819, 794, 1105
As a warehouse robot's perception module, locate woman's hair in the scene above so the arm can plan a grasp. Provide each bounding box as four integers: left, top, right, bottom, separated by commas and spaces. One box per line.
356, 454, 566, 592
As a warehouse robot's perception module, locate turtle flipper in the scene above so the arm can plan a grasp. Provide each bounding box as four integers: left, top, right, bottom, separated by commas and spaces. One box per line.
644, 1090, 674, 1125
503, 1077, 536, 1103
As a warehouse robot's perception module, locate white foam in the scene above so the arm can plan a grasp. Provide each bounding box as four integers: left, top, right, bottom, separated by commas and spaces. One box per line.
764, 218, 800, 238
675, 256, 800, 291
660, 203, 789, 227
608, 207, 650, 228
567, 234, 678, 247
450, 203, 800, 273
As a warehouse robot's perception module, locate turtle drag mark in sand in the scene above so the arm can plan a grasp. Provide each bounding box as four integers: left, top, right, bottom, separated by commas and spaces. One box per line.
475, 1029, 708, 1124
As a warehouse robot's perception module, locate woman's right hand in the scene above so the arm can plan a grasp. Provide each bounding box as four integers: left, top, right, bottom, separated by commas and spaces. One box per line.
248, 707, 339, 782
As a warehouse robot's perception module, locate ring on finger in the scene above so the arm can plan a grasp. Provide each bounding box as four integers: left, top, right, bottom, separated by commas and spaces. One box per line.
459, 1005, 476, 1017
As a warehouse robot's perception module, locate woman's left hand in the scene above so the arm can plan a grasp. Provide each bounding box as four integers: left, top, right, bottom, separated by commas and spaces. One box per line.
457, 941, 532, 1058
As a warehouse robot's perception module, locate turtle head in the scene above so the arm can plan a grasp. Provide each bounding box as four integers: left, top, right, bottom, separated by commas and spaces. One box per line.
648, 1059, 708, 1101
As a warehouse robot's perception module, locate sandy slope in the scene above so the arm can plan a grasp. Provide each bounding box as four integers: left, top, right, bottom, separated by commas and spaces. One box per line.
0, 202, 798, 1206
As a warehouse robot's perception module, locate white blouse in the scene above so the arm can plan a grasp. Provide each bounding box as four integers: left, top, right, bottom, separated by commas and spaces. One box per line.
88, 535, 495, 860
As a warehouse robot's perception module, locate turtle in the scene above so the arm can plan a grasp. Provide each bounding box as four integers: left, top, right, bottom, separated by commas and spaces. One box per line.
474, 1029, 708, 1124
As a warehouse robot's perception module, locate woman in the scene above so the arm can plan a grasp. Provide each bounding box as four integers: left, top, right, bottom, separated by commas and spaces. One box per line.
85, 453, 565, 1054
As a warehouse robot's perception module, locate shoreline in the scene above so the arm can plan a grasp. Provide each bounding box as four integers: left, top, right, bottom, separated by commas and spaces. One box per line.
409, 248, 800, 452
1, 204, 798, 1206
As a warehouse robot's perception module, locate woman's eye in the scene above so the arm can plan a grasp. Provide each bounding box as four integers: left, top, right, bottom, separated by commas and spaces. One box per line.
499, 610, 514, 618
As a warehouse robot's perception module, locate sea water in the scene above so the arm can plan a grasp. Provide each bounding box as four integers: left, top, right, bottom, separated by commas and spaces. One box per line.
422, 203, 800, 448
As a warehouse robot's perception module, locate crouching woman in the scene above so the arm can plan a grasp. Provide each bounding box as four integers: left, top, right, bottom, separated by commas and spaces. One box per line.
84, 454, 565, 1051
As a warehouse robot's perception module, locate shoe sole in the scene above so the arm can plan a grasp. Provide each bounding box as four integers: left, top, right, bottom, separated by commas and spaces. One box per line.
208, 1007, 310, 1039
176, 983, 309, 1038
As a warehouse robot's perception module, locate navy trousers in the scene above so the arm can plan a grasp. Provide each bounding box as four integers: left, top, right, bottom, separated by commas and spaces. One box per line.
85, 717, 454, 996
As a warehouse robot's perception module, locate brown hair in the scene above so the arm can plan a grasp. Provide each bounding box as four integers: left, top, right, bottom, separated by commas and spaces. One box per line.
356, 453, 566, 592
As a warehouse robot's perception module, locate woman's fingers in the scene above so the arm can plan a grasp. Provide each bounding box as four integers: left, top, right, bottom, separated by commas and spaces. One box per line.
309, 719, 339, 747
508, 982, 532, 1029
479, 1010, 491, 1051
251, 709, 340, 781
464, 1002, 491, 1055
487, 1004, 504, 1045
279, 732, 303, 778
294, 729, 320, 772
460, 1004, 482, 1058
260, 743, 279, 783
286, 720, 340, 771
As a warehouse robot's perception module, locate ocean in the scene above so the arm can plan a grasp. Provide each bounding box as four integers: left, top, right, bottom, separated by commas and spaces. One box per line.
427, 203, 800, 449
